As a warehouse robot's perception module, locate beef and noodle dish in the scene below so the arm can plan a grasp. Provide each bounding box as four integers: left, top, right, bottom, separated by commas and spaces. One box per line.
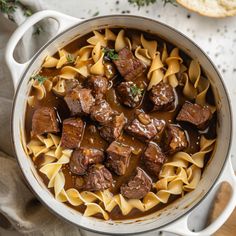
25, 28, 217, 220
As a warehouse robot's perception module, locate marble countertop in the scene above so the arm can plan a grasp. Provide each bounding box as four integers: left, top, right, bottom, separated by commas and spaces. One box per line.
30, 0, 236, 235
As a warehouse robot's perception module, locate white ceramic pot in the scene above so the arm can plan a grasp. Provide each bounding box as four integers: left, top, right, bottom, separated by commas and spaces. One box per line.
5, 10, 236, 236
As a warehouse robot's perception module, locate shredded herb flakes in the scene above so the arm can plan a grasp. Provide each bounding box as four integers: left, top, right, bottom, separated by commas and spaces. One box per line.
92, 11, 99, 17
66, 54, 75, 63
31, 75, 47, 85
103, 48, 119, 60
128, 0, 176, 8
130, 84, 143, 97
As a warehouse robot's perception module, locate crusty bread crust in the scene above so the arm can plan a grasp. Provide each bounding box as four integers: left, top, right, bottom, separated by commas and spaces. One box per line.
176, 0, 236, 18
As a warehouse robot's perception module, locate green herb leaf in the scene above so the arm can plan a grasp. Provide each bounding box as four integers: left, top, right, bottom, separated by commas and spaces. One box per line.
128, 0, 176, 8
31, 75, 47, 85
33, 25, 43, 35
130, 84, 143, 97
24, 9, 32, 17
66, 54, 75, 63
92, 11, 99, 17
0, 0, 18, 14
103, 48, 119, 60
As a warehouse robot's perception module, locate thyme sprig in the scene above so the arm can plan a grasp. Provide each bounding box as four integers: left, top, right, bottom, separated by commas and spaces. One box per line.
130, 84, 144, 97
31, 74, 47, 85
103, 48, 119, 61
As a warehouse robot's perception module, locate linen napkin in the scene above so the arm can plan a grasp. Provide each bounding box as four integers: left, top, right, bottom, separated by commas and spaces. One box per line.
0, 1, 81, 235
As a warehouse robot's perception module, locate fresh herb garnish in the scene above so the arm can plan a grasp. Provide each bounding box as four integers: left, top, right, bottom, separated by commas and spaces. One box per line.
130, 84, 143, 97
103, 48, 119, 61
0, 0, 17, 14
128, 0, 176, 8
0, 0, 43, 34
66, 54, 75, 63
31, 75, 47, 85
33, 25, 44, 35
92, 11, 99, 17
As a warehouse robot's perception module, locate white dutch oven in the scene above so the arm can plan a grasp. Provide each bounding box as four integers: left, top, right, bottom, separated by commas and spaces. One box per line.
5, 10, 236, 236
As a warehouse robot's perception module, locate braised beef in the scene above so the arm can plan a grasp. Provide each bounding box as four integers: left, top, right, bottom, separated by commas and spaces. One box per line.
104, 61, 117, 79
64, 88, 95, 116
120, 167, 152, 199
116, 81, 144, 108
82, 164, 113, 191
143, 142, 167, 176
90, 99, 114, 124
69, 148, 104, 175
176, 102, 212, 130
61, 118, 84, 149
31, 107, 59, 137
99, 113, 127, 142
125, 112, 165, 141
113, 47, 145, 81
106, 141, 132, 175
149, 82, 175, 111
86, 75, 108, 98
165, 124, 188, 154
64, 79, 81, 93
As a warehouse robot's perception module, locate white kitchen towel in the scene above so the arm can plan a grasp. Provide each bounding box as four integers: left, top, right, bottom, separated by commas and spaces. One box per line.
0, 1, 81, 235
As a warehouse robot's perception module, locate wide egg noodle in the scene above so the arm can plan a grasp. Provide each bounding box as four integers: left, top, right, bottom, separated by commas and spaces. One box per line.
42, 55, 59, 68
135, 46, 151, 66
52, 77, 66, 96
147, 53, 164, 90
181, 72, 198, 100
140, 34, 157, 59
87, 30, 107, 47
163, 48, 183, 87
104, 28, 116, 41
115, 29, 131, 52
90, 51, 105, 75
60, 65, 88, 79
181, 59, 216, 113
161, 43, 168, 64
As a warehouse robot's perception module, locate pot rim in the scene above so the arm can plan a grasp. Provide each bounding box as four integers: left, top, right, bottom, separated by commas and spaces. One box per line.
11, 14, 233, 235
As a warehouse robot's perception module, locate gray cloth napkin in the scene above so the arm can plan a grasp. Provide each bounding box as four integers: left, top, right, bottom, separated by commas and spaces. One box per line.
0, 1, 82, 235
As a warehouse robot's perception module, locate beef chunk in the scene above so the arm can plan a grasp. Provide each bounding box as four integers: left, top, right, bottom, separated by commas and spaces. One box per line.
120, 167, 152, 199
125, 112, 165, 141
106, 141, 132, 175
99, 113, 127, 142
32, 107, 59, 137
143, 142, 167, 176
90, 99, 114, 124
86, 75, 108, 98
113, 47, 145, 81
117, 81, 144, 108
61, 118, 84, 149
82, 164, 113, 191
165, 124, 188, 154
149, 82, 175, 111
65, 79, 81, 93
64, 88, 95, 116
176, 102, 212, 130
69, 148, 104, 175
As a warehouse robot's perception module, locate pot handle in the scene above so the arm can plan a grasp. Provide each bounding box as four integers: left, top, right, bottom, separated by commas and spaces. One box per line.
5, 10, 82, 90
161, 158, 236, 236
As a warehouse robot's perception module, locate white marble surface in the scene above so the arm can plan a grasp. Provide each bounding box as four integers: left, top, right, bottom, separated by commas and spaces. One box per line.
47, 0, 236, 235
5, 0, 236, 235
